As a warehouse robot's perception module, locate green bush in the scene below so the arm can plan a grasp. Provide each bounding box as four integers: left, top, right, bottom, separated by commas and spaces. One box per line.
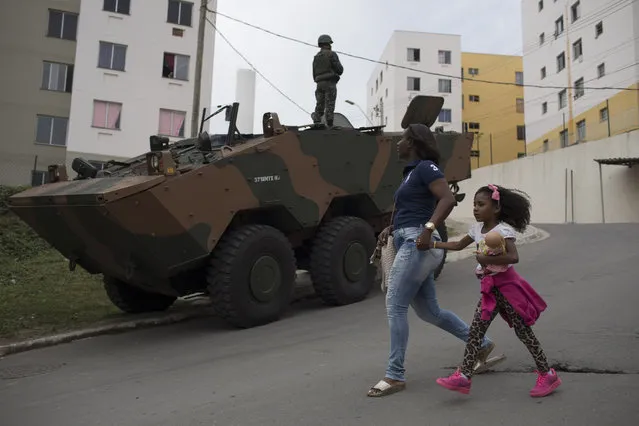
0, 185, 52, 260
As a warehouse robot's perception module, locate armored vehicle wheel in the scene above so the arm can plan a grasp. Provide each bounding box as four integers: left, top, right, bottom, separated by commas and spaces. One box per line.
103, 276, 177, 313
206, 224, 297, 329
309, 216, 377, 306
434, 223, 448, 280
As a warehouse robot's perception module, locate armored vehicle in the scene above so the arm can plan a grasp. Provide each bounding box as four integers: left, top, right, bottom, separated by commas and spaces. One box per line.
7, 95, 473, 329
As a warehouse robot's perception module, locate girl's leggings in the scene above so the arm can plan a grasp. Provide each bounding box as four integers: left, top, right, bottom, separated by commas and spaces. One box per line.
461, 287, 550, 377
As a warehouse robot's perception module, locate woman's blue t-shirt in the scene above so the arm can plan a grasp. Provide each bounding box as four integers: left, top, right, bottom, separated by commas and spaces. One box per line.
392, 159, 445, 230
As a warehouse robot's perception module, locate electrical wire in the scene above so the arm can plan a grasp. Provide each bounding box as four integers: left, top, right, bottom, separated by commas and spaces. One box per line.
204, 16, 311, 116
205, 6, 639, 92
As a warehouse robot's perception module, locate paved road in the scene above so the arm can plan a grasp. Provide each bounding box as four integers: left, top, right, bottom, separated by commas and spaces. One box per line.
1, 224, 638, 426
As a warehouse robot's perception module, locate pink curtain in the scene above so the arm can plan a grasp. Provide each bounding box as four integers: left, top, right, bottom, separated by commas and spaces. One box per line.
107, 103, 121, 129
172, 112, 185, 136
93, 101, 107, 127
159, 110, 172, 135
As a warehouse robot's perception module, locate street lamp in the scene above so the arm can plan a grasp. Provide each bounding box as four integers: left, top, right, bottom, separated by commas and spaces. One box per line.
345, 100, 374, 126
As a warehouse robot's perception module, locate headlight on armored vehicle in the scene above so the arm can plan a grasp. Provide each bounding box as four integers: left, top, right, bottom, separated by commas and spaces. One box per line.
151, 155, 160, 170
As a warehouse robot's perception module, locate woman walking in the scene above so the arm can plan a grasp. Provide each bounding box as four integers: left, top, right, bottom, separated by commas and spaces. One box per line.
367, 124, 500, 398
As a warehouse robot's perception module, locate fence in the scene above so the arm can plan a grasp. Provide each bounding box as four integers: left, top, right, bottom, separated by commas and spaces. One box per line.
0, 152, 64, 188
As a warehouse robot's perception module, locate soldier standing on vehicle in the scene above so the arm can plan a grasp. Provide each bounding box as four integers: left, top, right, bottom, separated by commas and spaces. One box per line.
311, 34, 344, 128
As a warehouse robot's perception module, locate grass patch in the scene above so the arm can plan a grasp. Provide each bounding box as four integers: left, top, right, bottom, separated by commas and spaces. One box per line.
0, 191, 123, 342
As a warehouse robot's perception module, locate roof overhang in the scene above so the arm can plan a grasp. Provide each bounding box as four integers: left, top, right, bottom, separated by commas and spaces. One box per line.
593, 157, 639, 168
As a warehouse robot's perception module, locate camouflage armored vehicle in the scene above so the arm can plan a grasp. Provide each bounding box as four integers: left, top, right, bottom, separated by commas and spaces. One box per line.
7, 95, 473, 329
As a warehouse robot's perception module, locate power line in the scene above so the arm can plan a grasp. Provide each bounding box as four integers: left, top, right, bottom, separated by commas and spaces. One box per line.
206, 7, 639, 92
204, 17, 311, 116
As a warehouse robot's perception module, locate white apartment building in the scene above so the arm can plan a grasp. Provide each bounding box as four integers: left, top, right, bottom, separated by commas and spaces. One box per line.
366, 30, 462, 133
521, 0, 639, 152
66, 0, 216, 166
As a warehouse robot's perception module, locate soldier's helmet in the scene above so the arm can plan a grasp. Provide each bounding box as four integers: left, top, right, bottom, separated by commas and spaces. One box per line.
318, 34, 333, 46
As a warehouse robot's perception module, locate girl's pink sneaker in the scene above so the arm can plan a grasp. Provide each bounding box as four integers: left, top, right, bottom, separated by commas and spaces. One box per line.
436, 369, 471, 394
530, 368, 562, 397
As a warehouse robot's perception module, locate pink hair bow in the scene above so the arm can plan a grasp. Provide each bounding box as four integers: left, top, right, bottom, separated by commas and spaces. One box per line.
487, 184, 500, 203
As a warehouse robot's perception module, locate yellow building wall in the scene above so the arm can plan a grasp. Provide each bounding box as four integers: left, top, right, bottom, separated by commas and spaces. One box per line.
527, 82, 639, 155
461, 52, 526, 170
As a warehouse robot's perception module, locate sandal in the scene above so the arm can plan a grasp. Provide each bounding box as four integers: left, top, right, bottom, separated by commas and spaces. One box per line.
367, 378, 406, 397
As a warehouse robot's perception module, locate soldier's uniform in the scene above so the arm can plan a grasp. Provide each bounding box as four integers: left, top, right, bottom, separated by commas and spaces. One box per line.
312, 34, 344, 127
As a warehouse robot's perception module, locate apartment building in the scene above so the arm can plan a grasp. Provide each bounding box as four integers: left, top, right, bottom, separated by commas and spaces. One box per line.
66, 0, 216, 169
522, 0, 639, 154
366, 31, 463, 133
0, 0, 216, 187
461, 53, 527, 170
0, 0, 81, 186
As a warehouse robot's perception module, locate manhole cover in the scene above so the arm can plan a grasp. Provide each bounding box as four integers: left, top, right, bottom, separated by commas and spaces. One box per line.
0, 363, 65, 380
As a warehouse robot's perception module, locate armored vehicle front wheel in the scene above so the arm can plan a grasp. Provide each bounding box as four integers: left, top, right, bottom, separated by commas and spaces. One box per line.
309, 216, 377, 306
103, 276, 177, 313
206, 224, 297, 329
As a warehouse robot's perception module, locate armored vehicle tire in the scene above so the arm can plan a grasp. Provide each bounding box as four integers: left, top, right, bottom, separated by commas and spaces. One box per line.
206, 224, 297, 329
434, 223, 448, 280
103, 276, 177, 313
309, 216, 377, 306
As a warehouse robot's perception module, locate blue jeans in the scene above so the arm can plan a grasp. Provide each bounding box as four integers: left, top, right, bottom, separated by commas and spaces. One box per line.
384, 226, 492, 381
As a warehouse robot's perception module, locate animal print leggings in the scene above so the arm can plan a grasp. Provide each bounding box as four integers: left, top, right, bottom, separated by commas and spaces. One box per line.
460, 288, 550, 378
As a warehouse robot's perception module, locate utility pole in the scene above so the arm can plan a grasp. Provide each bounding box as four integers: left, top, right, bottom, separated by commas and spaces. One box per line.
191, 0, 208, 137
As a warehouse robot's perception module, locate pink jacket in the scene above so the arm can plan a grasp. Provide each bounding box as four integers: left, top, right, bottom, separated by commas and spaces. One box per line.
480, 267, 547, 327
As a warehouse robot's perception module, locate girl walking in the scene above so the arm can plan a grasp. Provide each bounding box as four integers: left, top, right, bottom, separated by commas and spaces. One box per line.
431, 184, 561, 398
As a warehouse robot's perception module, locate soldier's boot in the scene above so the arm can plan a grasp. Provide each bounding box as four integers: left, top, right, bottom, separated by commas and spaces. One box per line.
326, 119, 334, 128
311, 112, 322, 124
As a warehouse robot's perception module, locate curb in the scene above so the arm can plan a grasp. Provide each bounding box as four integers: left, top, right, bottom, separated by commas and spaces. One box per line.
0, 275, 317, 359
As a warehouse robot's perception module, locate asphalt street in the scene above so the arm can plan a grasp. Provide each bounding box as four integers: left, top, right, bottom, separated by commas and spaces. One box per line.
1, 224, 638, 426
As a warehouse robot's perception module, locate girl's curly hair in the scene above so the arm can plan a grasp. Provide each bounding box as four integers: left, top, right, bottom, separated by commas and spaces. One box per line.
476, 185, 532, 233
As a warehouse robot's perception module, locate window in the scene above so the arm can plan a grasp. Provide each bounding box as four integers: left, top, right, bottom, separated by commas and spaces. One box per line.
438, 79, 452, 93
557, 52, 566, 72
385, 88, 388, 98
542, 102, 548, 114
407, 77, 420, 91
407, 48, 420, 62
600, 107, 609, 122
159, 109, 186, 137
572, 38, 583, 60
515, 71, 524, 85
543, 139, 549, 152
555, 16, 564, 37
517, 125, 526, 141
516, 98, 525, 113
469, 95, 480, 102
98, 41, 127, 71
92, 100, 122, 130
376, 79, 378, 91
47, 9, 78, 40
103, 0, 130, 14
595, 21, 603, 38
380, 71, 383, 83
36, 115, 68, 146
560, 129, 568, 147
438, 50, 451, 65
576, 119, 586, 141
558, 89, 567, 109
163, 52, 190, 80
438, 109, 452, 123
468, 67, 479, 75
571, 1, 581, 23
469, 122, 480, 130
41, 61, 74, 92
167, 0, 193, 26
539, 32, 545, 45
538, 0, 544, 11
574, 77, 584, 99
597, 63, 605, 78
540, 66, 546, 79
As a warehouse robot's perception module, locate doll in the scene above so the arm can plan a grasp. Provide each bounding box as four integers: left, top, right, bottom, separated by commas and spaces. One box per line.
477, 230, 509, 275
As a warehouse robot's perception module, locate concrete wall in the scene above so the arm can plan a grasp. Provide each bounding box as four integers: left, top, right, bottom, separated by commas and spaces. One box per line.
449, 130, 639, 224
0, 0, 80, 186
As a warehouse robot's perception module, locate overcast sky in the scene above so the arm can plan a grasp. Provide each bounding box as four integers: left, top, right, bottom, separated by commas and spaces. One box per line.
207, 0, 523, 133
